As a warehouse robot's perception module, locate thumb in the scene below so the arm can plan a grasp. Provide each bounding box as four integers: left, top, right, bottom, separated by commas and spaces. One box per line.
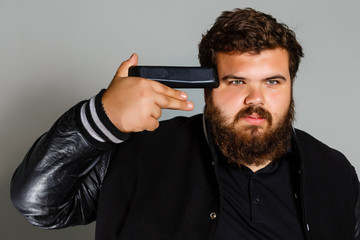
116, 53, 138, 77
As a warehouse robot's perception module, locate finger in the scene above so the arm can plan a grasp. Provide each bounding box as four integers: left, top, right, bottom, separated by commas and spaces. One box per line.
115, 53, 138, 78
145, 117, 160, 131
150, 105, 162, 120
154, 94, 194, 111
150, 81, 188, 101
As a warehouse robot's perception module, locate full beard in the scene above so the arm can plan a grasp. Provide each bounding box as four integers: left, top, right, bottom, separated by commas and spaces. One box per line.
204, 95, 295, 167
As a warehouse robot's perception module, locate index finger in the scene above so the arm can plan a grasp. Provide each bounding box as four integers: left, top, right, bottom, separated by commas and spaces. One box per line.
150, 80, 188, 101
154, 93, 194, 111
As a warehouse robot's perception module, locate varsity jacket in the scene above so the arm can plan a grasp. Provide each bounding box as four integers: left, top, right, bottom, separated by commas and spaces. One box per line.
10, 95, 360, 240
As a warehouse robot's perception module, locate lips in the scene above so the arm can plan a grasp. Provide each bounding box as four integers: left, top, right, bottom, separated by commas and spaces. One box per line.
233, 106, 273, 126
248, 113, 263, 119
244, 114, 266, 125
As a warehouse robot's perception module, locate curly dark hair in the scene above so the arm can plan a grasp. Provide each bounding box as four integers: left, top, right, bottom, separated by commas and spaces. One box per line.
198, 8, 303, 81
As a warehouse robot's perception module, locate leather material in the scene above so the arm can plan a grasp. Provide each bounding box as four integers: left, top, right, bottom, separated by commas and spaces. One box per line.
355, 183, 360, 240
10, 105, 360, 238
10, 103, 112, 228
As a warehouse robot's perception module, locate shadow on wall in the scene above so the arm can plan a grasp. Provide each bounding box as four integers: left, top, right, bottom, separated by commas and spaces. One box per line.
1, 78, 97, 240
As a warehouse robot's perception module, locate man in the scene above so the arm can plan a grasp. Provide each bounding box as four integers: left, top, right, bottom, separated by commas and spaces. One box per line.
11, 8, 360, 240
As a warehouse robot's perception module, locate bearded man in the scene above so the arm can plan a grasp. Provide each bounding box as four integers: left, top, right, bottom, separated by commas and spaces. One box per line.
11, 8, 360, 240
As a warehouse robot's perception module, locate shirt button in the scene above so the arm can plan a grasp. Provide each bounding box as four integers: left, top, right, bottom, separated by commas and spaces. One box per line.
254, 197, 261, 205
211, 161, 215, 166
210, 212, 217, 220
298, 169, 301, 175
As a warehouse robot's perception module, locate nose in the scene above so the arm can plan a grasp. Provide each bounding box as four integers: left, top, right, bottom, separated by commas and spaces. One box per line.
244, 87, 265, 106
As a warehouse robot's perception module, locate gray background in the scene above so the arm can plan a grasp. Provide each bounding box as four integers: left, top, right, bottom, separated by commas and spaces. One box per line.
1, 0, 359, 239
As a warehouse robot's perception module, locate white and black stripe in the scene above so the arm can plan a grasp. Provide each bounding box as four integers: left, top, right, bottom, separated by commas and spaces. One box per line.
78, 90, 130, 144
80, 102, 106, 143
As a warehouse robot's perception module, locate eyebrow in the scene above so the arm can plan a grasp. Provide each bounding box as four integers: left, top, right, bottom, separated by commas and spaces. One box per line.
221, 74, 245, 81
221, 74, 287, 81
265, 75, 287, 81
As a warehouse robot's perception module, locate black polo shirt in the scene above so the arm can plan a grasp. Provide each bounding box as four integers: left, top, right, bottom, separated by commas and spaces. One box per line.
215, 148, 305, 239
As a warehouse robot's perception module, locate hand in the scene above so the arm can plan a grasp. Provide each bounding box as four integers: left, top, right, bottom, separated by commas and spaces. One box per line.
102, 53, 194, 133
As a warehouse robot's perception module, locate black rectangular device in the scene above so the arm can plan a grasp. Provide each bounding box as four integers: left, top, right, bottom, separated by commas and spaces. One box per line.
128, 66, 219, 88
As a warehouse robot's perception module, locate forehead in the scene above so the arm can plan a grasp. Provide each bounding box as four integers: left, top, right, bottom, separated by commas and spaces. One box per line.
216, 48, 290, 78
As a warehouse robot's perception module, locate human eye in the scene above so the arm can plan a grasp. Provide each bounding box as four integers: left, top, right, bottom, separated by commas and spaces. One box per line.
265, 79, 279, 86
230, 79, 245, 85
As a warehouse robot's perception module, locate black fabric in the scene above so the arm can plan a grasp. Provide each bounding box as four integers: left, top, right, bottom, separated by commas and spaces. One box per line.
94, 115, 358, 240
215, 149, 305, 240
11, 110, 360, 239
295, 129, 359, 239
96, 115, 220, 240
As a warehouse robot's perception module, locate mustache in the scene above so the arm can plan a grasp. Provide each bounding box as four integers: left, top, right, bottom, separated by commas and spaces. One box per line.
233, 105, 273, 126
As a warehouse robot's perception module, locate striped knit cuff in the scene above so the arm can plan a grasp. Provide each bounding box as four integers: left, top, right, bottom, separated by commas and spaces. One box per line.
77, 90, 130, 146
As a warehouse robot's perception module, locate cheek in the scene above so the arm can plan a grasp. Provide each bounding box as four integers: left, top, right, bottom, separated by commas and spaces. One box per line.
267, 91, 291, 120
212, 88, 244, 117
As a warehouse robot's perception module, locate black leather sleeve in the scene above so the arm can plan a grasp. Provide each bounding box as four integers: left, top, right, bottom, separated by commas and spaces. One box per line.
10, 103, 114, 229
355, 182, 360, 240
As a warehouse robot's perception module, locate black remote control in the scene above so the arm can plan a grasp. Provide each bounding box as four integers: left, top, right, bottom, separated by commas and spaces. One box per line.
128, 66, 219, 88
